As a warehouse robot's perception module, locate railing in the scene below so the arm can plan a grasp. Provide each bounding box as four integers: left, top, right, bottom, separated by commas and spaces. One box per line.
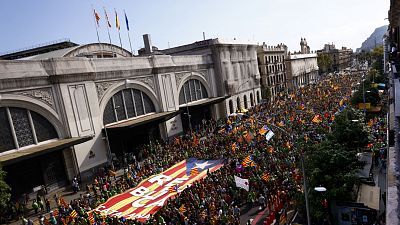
0, 38, 71, 56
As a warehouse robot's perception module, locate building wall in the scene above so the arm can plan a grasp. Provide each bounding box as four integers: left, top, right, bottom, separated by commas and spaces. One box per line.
257, 44, 287, 100
285, 53, 319, 88
0, 54, 215, 179
163, 39, 262, 116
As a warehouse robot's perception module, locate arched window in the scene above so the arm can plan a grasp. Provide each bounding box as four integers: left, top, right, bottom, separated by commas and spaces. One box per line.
229, 100, 234, 114
179, 79, 208, 105
244, 95, 248, 109
103, 88, 156, 125
256, 91, 261, 104
236, 97, 241, 111
250, 93, 254, 107
0, 107, 58, 152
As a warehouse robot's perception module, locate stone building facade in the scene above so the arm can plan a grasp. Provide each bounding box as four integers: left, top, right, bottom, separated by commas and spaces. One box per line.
162, 38, 262, 115
317, 43, 353, 72
257, 43, 288, 100
0, 41, 244, 197
285, 38, 319, 88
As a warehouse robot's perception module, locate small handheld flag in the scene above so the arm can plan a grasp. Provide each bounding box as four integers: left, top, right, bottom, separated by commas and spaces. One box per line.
190, 167, 199, 176
179, 204, 186, 213
168, 185, 178, 193
70, 209, 78, 218
261, 173, 270, 182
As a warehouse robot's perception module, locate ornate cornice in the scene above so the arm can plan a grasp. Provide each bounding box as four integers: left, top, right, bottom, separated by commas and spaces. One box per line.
10, 88, 54, 109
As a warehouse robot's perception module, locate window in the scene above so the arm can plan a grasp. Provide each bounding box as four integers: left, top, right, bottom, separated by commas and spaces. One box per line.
103, 89, 156, 125
0, 107, 58, 152
0, 108, 15, 152
179, 79, 208, 105
31, 111, 58, 143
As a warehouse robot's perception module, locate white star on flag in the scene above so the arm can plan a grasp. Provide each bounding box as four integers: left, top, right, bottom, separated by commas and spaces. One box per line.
234, 175, 249, 191
195, 161, 211, 170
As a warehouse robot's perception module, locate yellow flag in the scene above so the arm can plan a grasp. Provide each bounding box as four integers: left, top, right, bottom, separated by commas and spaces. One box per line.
115, 9, 120, 30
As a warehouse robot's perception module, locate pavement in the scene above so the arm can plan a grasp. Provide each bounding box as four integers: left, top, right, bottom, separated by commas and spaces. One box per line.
372, 160, 387, 218
240, 204, 270, 225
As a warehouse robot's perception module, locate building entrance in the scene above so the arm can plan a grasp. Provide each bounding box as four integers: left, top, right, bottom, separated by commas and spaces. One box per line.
4, 150, 67, 198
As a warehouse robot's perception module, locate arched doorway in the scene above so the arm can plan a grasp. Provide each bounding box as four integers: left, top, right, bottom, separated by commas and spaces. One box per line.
244, 95, 248, 109
250, 93, 254, 107
0, 107, 67, 196
179, 79, 210, 132
103, 88, 159, 161
236, 97, 241, 111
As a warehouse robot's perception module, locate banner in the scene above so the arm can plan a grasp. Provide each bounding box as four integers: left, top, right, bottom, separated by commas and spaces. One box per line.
94, 159, 224, 221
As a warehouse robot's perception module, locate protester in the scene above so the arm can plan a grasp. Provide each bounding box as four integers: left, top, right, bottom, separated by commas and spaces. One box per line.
23, 72, 376, 224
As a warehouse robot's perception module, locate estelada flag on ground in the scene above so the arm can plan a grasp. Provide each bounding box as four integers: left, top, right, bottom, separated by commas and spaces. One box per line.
94, 158, 224, 222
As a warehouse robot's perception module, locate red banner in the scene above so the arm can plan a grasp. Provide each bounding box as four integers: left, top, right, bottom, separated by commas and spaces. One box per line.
94, 159, 224, 221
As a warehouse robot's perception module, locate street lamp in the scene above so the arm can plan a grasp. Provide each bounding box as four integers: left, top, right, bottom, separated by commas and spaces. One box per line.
314, 186, 327, 192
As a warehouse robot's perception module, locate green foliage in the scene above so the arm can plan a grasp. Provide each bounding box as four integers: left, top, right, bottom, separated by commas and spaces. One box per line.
317, 53, 333, 73
371, 46, 384, 74
304, 107, 368, 221
0, 166, 11, 212
330, 108, 370, 149
350, 79, 381, 107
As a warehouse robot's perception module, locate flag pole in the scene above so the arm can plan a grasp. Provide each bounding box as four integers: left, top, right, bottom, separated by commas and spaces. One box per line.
92, 6, 103, 58
115, 9, 123, 51
124, 10, 134, 56
103, 7, 115, 57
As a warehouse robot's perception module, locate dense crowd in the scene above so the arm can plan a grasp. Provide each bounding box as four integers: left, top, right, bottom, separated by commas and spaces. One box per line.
21, 72, 363, 225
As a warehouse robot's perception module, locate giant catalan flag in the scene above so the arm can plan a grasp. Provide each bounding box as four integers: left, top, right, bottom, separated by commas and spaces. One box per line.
94, 158, 224, 221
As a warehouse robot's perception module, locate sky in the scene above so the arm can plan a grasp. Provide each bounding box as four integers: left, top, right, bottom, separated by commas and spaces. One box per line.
0, 0, 390, 55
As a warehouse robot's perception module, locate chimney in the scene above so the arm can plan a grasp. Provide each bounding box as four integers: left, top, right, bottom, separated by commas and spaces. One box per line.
143, 34, 152, 54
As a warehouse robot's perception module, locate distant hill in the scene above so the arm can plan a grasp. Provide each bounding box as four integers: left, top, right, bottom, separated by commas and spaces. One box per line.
357, 25, 388, 52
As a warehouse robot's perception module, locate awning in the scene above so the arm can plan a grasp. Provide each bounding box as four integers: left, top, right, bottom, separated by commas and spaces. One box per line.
0, 136, 93, 166
179, 96, 228, 108
105, 111, 180, 130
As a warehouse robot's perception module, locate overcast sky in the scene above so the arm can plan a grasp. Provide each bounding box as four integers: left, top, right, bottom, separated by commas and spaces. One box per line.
0, 0, 389, 55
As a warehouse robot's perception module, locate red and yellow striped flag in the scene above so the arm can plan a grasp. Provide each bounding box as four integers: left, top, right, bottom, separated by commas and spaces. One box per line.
190, 167, 199, 176
179, 204, 186, 213
88, 212, 95, 224
70, 209, 78, 219
168, 185, 178, 193
261, 173, 270, 182
93, 9, 100, 26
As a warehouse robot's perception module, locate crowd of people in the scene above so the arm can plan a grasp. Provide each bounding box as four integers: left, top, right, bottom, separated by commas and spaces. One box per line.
21, 72, 364, 225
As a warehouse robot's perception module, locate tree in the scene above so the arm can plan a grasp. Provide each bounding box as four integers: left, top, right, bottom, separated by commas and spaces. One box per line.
0, 166, 10, 214
317, 53, 333, 73
302, 107, 369, 222
371, 46, 384, 75
330, 107, 370, 150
